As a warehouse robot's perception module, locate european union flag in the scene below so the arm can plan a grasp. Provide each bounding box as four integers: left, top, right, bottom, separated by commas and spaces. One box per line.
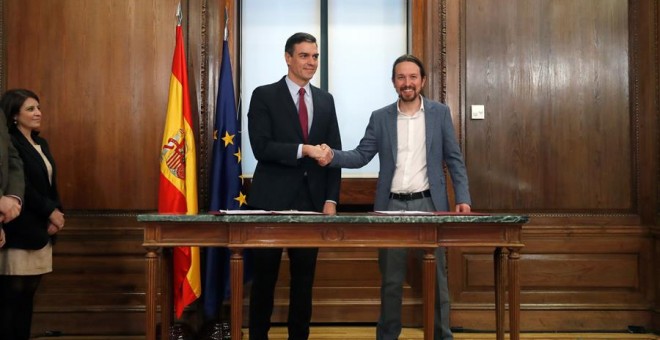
204, 38, 247, 319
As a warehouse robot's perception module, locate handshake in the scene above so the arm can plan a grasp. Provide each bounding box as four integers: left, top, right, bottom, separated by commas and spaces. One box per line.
304, 143, 333, 166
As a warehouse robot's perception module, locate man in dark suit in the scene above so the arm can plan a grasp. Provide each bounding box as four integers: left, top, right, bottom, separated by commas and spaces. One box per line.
246, 32, 342, 340
313, 55, 471, 340
0, 105, 24, 248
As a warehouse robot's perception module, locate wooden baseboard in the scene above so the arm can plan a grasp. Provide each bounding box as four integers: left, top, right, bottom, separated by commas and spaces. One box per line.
32, 327, 660, 340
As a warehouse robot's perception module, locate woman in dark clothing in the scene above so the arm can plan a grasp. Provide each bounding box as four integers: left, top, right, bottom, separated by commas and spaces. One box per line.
0, 89, 64, 340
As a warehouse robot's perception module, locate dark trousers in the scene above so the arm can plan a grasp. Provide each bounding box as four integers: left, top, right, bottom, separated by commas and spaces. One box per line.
0, 275, 42, 340
377, 197, 453, 340
248, 247, 318, 340
248, 181, 318, 340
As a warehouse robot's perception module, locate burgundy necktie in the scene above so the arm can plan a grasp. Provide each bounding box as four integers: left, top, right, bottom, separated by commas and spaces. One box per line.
298, 88, 309, 142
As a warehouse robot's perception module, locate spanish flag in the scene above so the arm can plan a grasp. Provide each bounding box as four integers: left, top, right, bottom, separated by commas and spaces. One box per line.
158, 23, 201, 318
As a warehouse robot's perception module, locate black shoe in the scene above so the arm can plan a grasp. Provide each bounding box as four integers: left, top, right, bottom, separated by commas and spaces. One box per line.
169, 322, 195, 340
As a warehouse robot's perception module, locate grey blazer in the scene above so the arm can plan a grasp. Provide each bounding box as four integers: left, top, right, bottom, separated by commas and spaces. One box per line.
330, 97, 471, 211
0, 112, 24, 201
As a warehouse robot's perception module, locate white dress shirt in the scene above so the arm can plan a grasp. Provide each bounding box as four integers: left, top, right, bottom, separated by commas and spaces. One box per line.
390, 98, 430, 194
285, 76, 313, 159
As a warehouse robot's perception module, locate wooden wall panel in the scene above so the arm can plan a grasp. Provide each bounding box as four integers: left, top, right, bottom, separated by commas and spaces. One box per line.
448, 228, 655, 331
454, 228, 652, 303
447, 228, 654, 331
5, 0, 179, 210
442, 0, 658, 333
463, 0, 631, 212
32, 215, 146, 336
467, 253, 639, 289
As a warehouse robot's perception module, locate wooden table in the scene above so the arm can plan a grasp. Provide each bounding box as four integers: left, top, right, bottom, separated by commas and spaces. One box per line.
138, 213, 528, 340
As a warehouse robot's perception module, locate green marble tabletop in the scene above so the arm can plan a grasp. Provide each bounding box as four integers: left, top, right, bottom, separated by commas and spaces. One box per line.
137, 212, 529, 224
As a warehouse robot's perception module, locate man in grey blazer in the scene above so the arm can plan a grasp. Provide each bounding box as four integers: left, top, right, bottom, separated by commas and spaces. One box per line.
311, 54, 471, 340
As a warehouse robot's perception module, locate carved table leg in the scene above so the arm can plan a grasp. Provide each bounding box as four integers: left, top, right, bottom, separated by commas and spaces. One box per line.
230, 248, 244, 340
508, 247, 521, 340
423, 248, 436, 340
493, 247, 506, 340
145, 247, 159, 340
494, 248, 505, 340
161, 248, 172, 340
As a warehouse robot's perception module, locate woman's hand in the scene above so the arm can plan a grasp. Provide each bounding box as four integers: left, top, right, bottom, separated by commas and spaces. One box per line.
47, 222, 60, 235
49, 208, 65, 230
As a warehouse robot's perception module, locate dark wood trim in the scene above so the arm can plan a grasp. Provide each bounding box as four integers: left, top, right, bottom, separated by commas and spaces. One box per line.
411, 0, 446, 105
0, 0, 5, 93
654, 225, 660, 331
196, 0, 240, 211
198, 0, 210, 208
629, 0, 643, 221
411, 0, 426, 64
630, 2, 659, 287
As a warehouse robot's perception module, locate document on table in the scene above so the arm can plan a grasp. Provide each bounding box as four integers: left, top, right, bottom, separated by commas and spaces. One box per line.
272, 210, 324, 215
373, 211, 489, 216
373, 210, 435, 215
217, 210, 324, 215
217, 209, 271, 215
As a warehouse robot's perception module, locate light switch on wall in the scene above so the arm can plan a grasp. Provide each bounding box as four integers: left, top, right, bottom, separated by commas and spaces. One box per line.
471, 105, 485, 120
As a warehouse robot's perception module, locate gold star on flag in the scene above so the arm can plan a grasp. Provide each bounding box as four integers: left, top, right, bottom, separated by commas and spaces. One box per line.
239, 174, 245, 185
213, 129, 218, 140
221, 131, 235, 147
234, 147, 242, 163
235, 191, 247, 207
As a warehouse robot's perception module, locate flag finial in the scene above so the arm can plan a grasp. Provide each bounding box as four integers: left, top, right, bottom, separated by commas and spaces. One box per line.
224, 7, 229, 41
176, 2, 183, 26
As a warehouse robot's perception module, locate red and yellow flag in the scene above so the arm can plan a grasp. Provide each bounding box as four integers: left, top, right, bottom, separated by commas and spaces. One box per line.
158, 24, 200, 318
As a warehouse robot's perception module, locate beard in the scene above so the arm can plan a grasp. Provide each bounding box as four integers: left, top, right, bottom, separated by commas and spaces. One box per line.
398, 87, 419, 102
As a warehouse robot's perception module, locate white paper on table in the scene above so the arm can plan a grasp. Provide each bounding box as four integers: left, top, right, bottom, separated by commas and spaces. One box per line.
272, 210, 324, 215
218, 209, 272, 215
373, 210, 435, 215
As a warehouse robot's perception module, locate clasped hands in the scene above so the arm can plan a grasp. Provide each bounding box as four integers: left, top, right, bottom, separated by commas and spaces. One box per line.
303, 143, 333, 166
0, 195, 21, 248
47, 208, 65, 236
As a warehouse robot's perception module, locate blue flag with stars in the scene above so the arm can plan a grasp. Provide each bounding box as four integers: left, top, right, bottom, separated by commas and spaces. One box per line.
204, 39, 247, 319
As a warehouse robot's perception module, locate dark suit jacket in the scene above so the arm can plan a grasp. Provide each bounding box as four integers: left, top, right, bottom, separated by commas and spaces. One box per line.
4, 131, 62, 249
330, 97, 471, 211
247, 76, 341, 211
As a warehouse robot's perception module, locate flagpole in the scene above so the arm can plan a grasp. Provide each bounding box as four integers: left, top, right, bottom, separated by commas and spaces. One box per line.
204, 3, 246, 334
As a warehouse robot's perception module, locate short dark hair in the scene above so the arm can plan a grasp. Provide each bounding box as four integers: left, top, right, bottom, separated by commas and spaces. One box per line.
1, 89, 40, 131
285, 32, 317, 56
391, 54, 426, 81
